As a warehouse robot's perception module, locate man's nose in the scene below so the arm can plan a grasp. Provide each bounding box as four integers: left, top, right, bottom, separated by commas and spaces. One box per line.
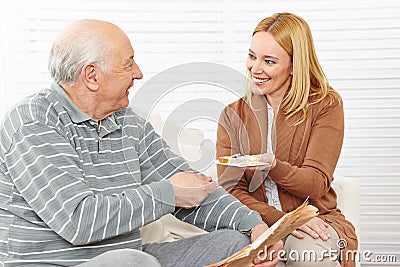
133, 62, 143, 80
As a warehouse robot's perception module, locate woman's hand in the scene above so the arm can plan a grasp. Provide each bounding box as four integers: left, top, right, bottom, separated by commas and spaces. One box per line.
244, 153, 276, 192
245, 152, 276, 173
291, 217, 331, 241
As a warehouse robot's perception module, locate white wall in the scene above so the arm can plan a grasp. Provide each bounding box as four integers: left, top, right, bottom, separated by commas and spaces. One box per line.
0, 0, 399, 265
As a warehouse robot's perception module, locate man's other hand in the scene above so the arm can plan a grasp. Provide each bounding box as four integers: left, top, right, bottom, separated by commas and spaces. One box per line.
251, 224, 284, 267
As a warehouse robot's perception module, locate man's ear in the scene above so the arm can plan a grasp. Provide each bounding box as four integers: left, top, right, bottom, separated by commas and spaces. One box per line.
82, 64, 99, 91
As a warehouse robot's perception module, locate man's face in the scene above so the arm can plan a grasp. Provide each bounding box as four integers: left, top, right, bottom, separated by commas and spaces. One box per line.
97, 33, 143, 115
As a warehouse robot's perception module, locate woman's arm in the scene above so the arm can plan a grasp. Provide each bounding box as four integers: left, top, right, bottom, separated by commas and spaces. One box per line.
216, 106, 286, 226
269, 98, 344, 199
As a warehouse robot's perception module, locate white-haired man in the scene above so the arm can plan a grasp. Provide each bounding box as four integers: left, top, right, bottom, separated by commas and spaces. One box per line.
0, 19, 282, 267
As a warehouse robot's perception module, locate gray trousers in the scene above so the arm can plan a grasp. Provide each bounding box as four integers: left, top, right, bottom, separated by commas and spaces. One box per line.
77, 229, 250, 267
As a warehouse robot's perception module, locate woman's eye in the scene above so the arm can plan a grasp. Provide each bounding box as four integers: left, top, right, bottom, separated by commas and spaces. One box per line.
248, 53, 256, 60
265, 59, 275, 64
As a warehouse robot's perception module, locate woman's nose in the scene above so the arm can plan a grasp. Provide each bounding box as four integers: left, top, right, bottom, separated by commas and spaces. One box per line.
251, 59, 263, 74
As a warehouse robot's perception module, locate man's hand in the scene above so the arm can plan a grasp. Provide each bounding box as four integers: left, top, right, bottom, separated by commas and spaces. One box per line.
251, 224, 284, 267
291, 217, 331, 241
168, 172, 216, 209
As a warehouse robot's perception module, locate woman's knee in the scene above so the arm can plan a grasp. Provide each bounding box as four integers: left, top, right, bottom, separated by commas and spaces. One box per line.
283, 232, 340, 267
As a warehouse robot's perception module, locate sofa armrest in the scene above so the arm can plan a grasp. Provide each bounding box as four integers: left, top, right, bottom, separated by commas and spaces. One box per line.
331, 175, 361, 237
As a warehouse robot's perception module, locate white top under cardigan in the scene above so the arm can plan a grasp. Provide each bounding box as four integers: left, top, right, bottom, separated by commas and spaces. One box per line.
264, 103, 282, 211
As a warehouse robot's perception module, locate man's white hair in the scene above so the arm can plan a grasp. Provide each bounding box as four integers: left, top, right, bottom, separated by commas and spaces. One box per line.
48, 20, 111, 86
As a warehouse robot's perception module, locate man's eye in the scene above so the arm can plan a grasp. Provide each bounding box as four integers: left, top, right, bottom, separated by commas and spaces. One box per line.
125, 61, 134, 69
125, 58, 134, 68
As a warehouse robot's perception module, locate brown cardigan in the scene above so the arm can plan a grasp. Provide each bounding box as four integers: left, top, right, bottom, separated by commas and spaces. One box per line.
216, 94, 358, 267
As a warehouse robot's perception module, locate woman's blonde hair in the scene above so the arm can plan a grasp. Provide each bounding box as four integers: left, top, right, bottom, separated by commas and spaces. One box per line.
246, 12, 341, 125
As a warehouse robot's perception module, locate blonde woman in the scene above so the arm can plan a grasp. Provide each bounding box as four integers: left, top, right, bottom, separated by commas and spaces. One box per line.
217, 13, 357, 267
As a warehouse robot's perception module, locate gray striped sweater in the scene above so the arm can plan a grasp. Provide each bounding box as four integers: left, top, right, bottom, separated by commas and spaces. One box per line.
0, 83, 262, 266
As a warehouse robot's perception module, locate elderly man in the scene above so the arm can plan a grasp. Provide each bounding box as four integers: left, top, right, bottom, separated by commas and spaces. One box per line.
0, 19, 281, 267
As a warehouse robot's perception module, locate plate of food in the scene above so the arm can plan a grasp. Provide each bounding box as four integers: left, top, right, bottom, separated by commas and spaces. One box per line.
215, 153, 272, 167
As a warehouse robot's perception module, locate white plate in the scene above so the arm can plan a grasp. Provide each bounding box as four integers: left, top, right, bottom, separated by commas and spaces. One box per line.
214, 160, 271, 167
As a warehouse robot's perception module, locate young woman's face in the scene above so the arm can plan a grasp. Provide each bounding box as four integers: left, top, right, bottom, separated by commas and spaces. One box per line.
246, 31, 293, 98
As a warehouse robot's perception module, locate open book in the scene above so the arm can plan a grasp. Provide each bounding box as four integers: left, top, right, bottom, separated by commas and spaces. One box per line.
207, 201, 319, 267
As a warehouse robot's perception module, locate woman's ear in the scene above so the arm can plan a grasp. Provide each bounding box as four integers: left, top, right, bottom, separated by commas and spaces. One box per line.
82, 64, 99, 91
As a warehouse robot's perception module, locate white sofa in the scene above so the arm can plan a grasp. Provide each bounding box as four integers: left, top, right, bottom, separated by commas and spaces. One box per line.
140, 113, 361, 245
